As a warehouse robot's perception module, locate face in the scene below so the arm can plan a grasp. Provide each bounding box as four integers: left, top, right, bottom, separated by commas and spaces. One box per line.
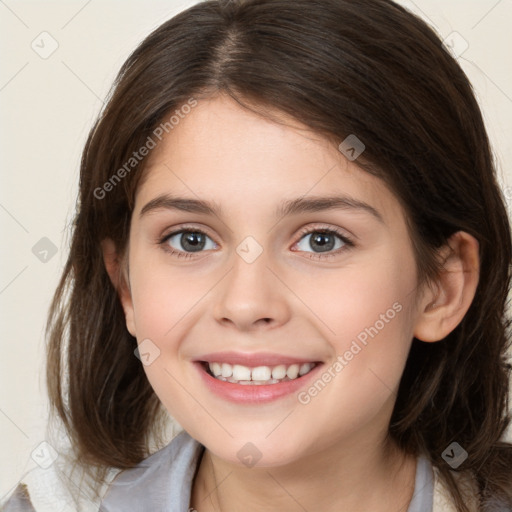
120, 94, 423, 468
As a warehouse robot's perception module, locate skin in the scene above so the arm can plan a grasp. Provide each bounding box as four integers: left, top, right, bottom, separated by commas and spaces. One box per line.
103, 94, 479, 512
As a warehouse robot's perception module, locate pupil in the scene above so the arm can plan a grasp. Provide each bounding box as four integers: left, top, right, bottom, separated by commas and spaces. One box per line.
182, 232, 205, 252
311, 232, 334, 252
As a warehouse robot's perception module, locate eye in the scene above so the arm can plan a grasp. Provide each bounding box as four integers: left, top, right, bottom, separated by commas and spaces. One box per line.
159, 224, 354, 260
293, 227, 353, 259
161, 227, 217, 258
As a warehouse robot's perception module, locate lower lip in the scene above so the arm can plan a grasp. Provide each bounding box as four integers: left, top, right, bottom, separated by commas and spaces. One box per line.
195, 362, 323, 404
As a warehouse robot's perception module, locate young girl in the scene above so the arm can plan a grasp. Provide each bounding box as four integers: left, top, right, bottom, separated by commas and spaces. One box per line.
3, 0, 512, 510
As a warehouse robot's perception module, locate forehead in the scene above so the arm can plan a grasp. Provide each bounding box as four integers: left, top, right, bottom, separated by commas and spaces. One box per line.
135, 95, 405, 227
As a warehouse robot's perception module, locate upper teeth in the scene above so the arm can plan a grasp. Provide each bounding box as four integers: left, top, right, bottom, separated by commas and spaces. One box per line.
208, 362, 315, 384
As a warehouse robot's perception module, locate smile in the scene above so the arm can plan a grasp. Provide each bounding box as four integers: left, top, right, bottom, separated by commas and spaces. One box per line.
205, 361, 316, 385
194, 352, 324, 404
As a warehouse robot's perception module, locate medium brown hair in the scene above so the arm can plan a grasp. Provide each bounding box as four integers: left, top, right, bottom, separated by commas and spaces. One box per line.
46, 0, 512, 509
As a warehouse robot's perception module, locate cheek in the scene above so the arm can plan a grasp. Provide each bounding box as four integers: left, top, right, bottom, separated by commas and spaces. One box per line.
129, 249, 211, 339
289, 252, 417, 439
300, 247, 416, 352
127, 251, 218, 424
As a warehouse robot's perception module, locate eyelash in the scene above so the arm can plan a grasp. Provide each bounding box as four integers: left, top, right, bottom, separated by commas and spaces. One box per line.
159, 224, 355, 261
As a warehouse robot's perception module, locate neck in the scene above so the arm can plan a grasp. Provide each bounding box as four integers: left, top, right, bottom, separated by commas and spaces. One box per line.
190, 432, 417, 512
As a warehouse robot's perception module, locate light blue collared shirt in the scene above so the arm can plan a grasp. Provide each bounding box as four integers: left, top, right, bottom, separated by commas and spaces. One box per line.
100, 431, 434, 511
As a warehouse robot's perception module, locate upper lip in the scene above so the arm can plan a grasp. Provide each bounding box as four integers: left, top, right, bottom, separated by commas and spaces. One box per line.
194, 351, 321, 367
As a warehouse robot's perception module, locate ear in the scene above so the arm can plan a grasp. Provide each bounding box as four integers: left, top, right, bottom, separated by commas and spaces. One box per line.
413, 231, 480, 342
101, 238, 136, 337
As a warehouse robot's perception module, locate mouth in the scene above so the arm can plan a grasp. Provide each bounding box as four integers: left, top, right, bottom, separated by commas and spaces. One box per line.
194, 354, 324, 404
201, 361, 318, 385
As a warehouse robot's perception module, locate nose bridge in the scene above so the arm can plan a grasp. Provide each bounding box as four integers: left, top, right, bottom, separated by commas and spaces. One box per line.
213, 235, 290, 330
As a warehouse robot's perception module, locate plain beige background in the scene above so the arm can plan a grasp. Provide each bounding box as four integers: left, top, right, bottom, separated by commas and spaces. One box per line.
1, 0, 511, 501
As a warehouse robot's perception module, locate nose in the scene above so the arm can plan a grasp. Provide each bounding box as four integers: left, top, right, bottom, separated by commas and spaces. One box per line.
213, 246, 292, 332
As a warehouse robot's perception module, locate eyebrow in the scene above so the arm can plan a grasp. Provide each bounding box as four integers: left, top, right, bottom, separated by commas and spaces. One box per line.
139, 193, 384, 223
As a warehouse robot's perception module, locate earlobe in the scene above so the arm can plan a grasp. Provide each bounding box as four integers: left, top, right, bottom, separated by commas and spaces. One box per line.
101, 238, 137, 337
413, 231, 479, 343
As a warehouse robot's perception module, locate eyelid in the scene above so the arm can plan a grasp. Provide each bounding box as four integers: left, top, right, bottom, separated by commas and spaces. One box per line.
293, 223, 354, 245
160, 223, 218, 243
